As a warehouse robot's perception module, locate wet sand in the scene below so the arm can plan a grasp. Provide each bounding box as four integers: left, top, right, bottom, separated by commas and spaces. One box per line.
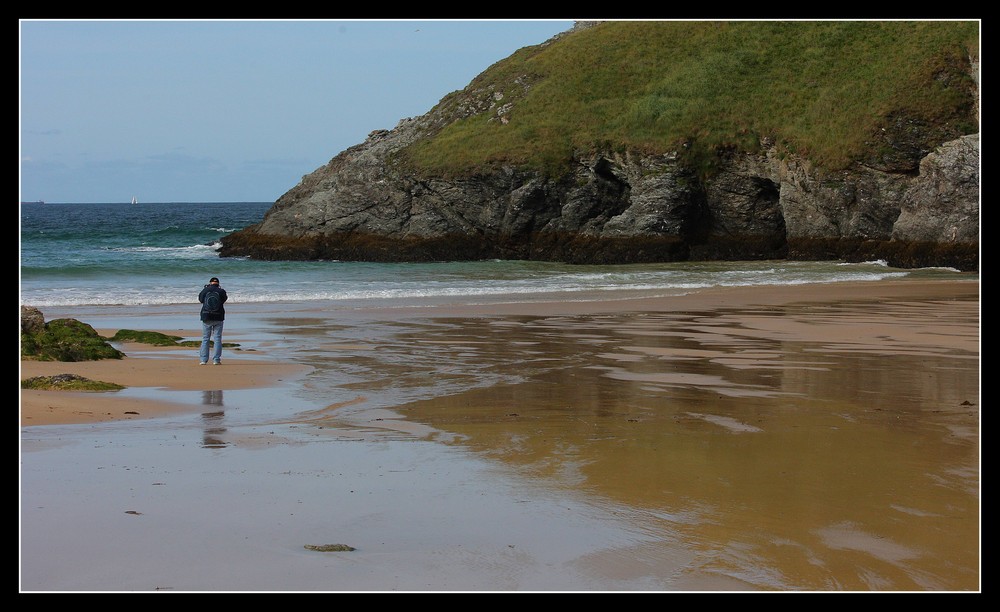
19, 280, 980, 592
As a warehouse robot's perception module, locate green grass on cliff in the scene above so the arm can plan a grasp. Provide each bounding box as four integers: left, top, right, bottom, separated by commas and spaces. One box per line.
403, 20, 979, 178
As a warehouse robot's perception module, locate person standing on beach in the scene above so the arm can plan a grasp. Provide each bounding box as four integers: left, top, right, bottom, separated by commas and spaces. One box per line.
198, 276, 228, 365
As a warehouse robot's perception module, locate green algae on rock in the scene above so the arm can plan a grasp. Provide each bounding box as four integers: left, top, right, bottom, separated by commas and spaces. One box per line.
21, 315, 124, 362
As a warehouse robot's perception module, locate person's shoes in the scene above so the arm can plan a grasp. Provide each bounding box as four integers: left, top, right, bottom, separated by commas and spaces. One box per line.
213, 361, 221, 365
199, 361, 207, 365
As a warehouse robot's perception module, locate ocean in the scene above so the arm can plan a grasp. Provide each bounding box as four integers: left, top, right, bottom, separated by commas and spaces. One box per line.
19, 201, 976, 311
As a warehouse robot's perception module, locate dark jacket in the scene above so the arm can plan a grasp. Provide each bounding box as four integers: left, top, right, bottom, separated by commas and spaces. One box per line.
199, 284, 228, 322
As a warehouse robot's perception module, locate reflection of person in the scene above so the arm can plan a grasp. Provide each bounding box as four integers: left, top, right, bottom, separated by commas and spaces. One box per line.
201, 390, 226, 448
202, 390, 224, 406
198, 277, 228, 365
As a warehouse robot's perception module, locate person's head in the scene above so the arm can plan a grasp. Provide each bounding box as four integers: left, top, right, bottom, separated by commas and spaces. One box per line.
209, 277, 220, 285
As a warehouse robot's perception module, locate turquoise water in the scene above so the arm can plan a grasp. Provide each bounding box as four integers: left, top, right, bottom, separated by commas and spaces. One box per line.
19, 201, 975, 308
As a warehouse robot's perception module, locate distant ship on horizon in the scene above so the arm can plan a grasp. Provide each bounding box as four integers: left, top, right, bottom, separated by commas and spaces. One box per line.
131, 195, 138, 205
21, 200, 44, 205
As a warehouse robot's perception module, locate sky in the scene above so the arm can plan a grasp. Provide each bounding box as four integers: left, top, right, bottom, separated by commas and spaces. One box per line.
19, 19, 576, 204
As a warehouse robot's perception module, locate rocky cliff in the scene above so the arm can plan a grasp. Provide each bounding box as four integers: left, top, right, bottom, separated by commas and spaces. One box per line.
220, 22, 980, 271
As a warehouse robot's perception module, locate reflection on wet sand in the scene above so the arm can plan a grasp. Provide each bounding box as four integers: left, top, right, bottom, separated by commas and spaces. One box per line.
202, 390, 226, 449
313, 295, 978, 590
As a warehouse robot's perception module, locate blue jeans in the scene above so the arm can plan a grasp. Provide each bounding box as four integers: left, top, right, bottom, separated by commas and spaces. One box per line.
200, 320, 225, 363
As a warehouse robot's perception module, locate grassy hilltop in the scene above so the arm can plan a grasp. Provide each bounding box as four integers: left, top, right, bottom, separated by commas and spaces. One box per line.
404, 20, 979, 179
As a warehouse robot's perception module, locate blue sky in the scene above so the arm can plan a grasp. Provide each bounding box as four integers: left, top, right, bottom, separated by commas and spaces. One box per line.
19, 19, 576, 204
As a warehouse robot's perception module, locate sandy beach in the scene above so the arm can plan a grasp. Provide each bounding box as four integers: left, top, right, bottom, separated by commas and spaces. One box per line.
19, 279, 980, 592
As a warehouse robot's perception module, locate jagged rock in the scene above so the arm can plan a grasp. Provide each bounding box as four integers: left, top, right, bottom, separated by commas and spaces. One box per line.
21, 306, 45, 336
894, 134, 980, 243
221, 125, 979, 270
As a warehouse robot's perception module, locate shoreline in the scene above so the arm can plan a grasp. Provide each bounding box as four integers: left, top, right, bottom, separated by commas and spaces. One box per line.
21, 278, 980, 429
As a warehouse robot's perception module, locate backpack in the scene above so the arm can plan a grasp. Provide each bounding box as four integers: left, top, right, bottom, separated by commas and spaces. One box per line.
203, 290, 222, 314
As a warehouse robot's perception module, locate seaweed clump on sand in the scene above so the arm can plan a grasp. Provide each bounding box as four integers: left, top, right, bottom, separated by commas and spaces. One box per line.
108, 328, 240, 349
304, 543, 356, 552
108, 329, 185, 346
21, 373, 125, 391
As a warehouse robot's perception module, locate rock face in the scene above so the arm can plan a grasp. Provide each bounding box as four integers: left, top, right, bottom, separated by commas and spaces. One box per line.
220, 29, 979, 272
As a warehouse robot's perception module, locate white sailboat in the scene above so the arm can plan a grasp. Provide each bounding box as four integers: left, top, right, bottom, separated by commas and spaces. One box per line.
131, 195, 138, 205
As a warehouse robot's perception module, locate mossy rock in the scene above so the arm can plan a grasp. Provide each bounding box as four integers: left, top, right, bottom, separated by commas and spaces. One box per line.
21, 318, 125, 362
21, 374, 125, 391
